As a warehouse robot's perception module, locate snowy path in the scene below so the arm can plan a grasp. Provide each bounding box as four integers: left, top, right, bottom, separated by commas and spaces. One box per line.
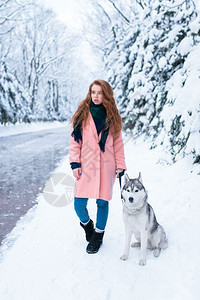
0, 138, 199, 300
0, 124, 69, 244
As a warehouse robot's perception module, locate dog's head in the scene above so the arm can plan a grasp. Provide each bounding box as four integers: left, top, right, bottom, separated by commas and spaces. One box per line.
121, 172, 147, 208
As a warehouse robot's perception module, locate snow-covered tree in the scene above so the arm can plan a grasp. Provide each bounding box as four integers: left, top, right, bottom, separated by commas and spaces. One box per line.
87, 0, 200, 164
0, 62, 31, 124
0, 0, 87, 124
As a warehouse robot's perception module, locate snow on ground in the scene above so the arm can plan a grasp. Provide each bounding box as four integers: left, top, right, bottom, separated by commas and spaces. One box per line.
0, 121, 68, 137
0, 127, 200, 300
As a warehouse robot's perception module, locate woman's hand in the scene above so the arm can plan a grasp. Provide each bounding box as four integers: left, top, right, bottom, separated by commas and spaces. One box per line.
73, 168, 82, 180
116, 168, 124, 178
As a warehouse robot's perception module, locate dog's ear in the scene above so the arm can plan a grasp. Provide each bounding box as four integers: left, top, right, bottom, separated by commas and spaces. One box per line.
124, 173, 129, 185
138, 172, 143, 183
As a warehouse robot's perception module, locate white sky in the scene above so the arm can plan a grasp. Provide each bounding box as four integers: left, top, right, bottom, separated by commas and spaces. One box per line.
36, 0, 87, 30
36, 0, 104, 79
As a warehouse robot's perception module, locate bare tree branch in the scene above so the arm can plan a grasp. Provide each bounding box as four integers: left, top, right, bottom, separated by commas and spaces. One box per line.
136, 0, 146, 10
0, 0, 11, 9
38, 50, 71, 76
108, 0, 130, 23
96, 3, 112, 23
0, 26, 14, 35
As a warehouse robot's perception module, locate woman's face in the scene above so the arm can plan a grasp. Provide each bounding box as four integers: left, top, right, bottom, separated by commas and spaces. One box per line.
91, 84, 104, 105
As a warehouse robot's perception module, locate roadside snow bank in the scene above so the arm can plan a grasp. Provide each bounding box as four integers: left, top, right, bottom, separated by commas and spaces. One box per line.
0, 121, 68, 137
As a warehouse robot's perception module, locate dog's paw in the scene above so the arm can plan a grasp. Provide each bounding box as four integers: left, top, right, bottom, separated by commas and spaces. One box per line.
120, 254, 128, 261
131, 242, 141, 248
153, 248, 161, 257
139, 258, 146, 266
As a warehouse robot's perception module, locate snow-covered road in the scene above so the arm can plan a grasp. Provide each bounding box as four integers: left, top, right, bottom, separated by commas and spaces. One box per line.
0, 129, 199, 300
0, 123, 70, 244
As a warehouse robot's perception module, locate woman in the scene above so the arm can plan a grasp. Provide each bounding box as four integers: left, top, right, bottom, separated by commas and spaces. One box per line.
69, 79, 126, 254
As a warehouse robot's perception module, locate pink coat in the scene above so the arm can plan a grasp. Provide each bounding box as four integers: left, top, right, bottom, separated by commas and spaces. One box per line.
69, 112, 126, 201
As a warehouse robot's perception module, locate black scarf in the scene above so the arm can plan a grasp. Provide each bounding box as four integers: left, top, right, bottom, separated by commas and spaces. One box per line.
71, 101, 109, 152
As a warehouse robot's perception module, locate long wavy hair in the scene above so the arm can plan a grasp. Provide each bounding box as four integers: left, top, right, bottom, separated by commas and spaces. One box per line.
71, 80, 123, 138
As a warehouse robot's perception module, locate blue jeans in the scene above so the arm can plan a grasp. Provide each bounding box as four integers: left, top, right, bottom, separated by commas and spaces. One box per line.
74, 197, 109, 231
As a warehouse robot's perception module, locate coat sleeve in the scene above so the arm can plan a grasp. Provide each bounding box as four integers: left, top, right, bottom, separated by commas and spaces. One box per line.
69, 125, 82, 164
113, 130, 127, 170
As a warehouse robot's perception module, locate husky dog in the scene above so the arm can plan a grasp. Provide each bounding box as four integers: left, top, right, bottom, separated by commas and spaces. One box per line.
120, 173, 167, 266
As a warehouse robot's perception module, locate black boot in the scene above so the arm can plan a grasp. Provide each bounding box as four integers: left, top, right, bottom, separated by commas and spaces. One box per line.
80, 219, 94, 242
86, 231, 104, 254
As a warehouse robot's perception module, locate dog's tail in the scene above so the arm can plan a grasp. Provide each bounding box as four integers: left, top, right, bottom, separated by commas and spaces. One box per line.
159, 230, 168, 249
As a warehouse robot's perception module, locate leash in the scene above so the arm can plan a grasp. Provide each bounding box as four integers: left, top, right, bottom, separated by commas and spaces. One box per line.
118, 170, 124, 199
